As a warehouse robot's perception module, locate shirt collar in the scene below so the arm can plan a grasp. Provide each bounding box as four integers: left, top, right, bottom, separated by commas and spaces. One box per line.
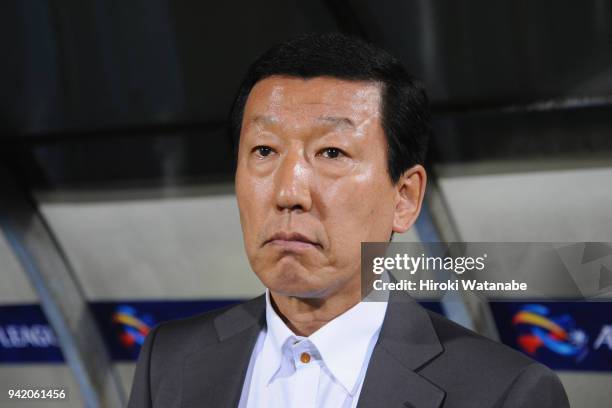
257, 290, 299, 386
262, 288, 388, 395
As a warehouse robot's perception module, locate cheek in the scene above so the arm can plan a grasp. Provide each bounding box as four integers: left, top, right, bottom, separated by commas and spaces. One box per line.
320, 172, 395, 243
236, 174, 258, 236
236, 171, 275, 246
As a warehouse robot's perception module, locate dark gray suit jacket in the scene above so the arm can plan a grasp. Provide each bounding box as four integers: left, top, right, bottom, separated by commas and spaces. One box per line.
128, 290, 569, 408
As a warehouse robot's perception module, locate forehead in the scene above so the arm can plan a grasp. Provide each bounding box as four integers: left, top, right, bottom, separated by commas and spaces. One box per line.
243, 76, 382, 125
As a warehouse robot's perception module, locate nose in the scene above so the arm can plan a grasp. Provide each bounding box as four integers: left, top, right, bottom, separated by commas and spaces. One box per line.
274, 148, 312, 213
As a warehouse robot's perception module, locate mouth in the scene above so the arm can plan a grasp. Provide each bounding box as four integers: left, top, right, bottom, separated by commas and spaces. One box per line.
264, 232, 322, 251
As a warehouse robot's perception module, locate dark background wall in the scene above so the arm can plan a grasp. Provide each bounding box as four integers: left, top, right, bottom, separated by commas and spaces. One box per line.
1, 0, 611, 191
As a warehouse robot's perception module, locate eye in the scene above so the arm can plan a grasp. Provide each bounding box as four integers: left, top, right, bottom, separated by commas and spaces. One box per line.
318, 147, 346, 159
252, 145, 275, 158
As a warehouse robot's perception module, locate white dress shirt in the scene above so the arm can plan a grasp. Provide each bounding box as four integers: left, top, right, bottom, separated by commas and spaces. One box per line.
238, 290, 388, 408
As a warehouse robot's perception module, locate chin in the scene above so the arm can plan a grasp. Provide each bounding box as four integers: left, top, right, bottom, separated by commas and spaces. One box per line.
260, 263, 330, 299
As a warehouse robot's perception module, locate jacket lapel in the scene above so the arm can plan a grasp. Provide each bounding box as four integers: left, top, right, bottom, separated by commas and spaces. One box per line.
181, 295, 265, 408
357, 289, 446, 408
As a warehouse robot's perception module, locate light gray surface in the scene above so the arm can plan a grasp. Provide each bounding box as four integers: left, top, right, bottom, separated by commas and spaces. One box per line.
37, 191, 265, 300
438, 166, 612, 242
115, 363, 136, 399
0, 232, 38, 304
559, 372, 612, 408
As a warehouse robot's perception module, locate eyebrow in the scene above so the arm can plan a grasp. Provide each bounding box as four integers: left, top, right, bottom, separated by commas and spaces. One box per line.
316, 115, 355, 129
250, 114, 355, 129
251, 115, 279, 126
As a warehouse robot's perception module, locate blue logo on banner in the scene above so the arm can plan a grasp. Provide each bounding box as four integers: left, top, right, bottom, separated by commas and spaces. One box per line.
90, 300, 241, 360
491, 302, 612, 371
113, 306, 155, 348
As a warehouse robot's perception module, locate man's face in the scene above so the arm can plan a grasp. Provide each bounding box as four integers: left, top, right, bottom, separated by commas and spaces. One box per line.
235, 75, 404, 299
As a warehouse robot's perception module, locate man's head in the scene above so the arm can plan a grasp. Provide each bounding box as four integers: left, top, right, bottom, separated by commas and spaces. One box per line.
232, 33, 430, 300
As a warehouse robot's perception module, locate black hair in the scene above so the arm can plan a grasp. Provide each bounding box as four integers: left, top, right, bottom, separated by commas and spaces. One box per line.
228, 32, 431, 183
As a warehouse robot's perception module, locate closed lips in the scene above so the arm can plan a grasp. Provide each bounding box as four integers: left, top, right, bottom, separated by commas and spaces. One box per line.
266, 232, 321, 248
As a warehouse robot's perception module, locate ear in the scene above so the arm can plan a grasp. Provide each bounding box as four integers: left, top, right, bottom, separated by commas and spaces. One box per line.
392, 165, 427, 234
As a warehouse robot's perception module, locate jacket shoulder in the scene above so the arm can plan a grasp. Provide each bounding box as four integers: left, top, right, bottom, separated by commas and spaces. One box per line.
426, 308, 535, 370
153, 303, 231, 352
128, 297, 265, 408
420, 309, 566, 407
150, 296, 263, 361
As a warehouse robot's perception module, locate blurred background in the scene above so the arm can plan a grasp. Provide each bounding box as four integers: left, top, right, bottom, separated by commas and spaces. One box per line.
1, 1, 611, 407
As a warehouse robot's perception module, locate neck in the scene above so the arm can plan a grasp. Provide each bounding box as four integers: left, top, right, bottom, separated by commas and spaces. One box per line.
269, 278, 362, 337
